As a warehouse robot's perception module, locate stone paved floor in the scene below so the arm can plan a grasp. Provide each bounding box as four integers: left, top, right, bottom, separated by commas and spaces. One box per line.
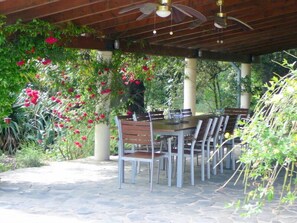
0, 156, 296, 223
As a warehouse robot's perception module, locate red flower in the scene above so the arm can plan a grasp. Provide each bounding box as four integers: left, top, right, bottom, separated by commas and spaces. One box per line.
83, 112, 87, 117
90, 94, 95, 99
101, 89, 111, 94
74, 129, 80, 134
30, 96, 38, 105
51, 96, 56, 101
35, 74, 40, 79
100, 114, 105, 119
59, 123, 64, 128
68, 88, 74, 93
87, 119, 94, 124
142, 65, 149, 71
101, 82, 107, 86
135, 80, 141, 85
74, 141, 82, 148
42, 59, 52, 65
82, 136, 87, 141
104, 68, 110, 72
17, 60, 25, 66
75, 94, 81, 99
45, 36, 58, 44
98, 71, 102, 75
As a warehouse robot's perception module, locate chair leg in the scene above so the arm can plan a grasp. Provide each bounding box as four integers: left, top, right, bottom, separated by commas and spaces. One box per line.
190, 154, 195, 186
201, 143, 205, 181
150, 161, 154, 192
131, 161, 137, 184
118, 159, 123, 189
207, 141, 211, 179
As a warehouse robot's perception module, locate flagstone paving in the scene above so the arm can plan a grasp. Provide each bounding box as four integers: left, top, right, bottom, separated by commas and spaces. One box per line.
0, 156, 296, 223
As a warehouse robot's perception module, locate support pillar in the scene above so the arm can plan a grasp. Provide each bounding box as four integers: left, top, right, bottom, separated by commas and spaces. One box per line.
184, 58, 197, 114
240, 63, 251, 109
94, 51, 112, 161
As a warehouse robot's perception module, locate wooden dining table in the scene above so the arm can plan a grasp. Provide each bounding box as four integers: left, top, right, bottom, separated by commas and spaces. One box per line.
153, 115, 213, 188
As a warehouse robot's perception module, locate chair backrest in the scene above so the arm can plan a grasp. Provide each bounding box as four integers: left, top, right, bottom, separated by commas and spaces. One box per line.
225, 114, 241, 135
119, 120, 154, 154
224, 107, 249, 119
168, 109, 181, 119
196, 118, 213, 142
207, 117, 218, 139
181, 108, 192, 117
221, 115, 229, 134
213, 116, 225, 142
149, 111, 165, 121
133, 112, 150, 121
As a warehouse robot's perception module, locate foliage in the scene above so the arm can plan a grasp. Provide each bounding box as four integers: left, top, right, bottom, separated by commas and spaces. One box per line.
196, 60, 238, 113
0, 16, 91, 121
16, 142, 45, 168
227, 55, 297, 216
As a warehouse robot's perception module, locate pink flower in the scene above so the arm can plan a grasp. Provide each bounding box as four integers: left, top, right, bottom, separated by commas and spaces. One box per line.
24, 102, 30, 107
83, 112, 87, 117
87, 119, 94, 124
17, 60, 25, 66
59, 123, 64, 128
82, 136, 87, 141
74, 129, 80, 134
51, 96, 56, 101
42, 59, 52, 65
35, 74, 40, 79
101, 89, 111, 94
45, 36, 58, 44
74, 141, 82, 148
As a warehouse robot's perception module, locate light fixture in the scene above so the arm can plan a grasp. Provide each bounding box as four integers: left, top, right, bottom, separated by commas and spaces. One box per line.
156, 5, 171, 17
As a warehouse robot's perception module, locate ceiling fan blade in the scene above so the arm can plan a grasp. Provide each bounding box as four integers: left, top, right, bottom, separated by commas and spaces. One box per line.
139, 3, 157, 15
227, 16, 254, 30
172, 4, 207, 22
136, 13, 152, 21
188, 19, 205, 29
119, 4, 143, 14
172, 7, 186, 23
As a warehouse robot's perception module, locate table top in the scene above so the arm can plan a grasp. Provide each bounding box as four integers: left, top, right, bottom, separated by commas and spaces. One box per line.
153, 115, 213, 132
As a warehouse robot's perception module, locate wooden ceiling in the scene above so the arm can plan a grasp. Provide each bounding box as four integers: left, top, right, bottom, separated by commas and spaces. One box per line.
1, 0, 297, 62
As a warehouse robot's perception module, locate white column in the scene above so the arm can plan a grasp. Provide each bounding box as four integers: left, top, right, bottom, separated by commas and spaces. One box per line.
94, 51, 112, 161
184, 58, 197, 114
240, 63, 251, 109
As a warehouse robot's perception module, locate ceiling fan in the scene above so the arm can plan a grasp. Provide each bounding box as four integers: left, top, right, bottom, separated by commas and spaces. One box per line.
119, 0, 207, 26
213, 0, 253, 30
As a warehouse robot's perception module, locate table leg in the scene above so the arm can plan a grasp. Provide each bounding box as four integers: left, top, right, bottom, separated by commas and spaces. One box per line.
176, 131, 184, 188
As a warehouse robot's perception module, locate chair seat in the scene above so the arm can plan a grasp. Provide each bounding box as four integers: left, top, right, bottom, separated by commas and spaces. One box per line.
123, 151, 165, 159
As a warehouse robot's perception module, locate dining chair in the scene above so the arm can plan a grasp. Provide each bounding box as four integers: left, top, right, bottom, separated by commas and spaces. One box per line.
171, 118, 213, 184
181, 108, 193, 117
117, 120, 167, 191
149, 110, 165, 121
133, 112, 150, 121
218, 115, 229, 173
168, 109, 181, 119
221, 114, 241, 170
207, 115, 224, 176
